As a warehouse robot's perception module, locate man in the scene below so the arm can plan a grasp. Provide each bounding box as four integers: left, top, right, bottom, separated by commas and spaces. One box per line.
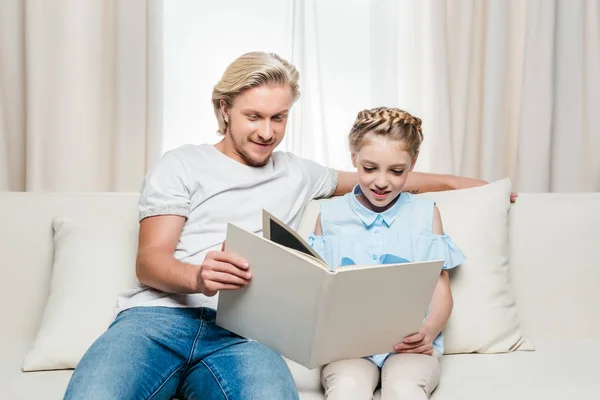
64, 52, 495, 399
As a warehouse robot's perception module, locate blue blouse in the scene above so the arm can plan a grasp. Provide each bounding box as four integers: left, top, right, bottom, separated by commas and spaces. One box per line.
308, 186, 466, 366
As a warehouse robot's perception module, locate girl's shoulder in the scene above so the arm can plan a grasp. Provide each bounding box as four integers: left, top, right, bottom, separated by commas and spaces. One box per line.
387, 193, 437, 233
404, 192, 437, 215
403, 192, 434, 206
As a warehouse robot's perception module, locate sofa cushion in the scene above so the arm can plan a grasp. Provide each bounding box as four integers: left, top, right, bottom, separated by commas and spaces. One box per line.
285, 359, 322, 392
3, 340, 597, 399
22, 217, 139, 371
508, 193, 600, 341
417, 178, 533, 353
432, 339, 598, 399
3, 342, 323, 399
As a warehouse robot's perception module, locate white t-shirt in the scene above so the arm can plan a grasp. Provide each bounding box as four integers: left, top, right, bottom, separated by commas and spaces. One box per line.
117, 143, 338, 312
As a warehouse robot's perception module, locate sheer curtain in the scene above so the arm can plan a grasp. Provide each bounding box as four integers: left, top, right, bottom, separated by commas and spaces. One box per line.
161, 0, 599, 192
0, 0, 162, 192
516, 0, 600, 192
372, 0, 600, 192
161, 0, 372, 170
6, 1, 594, 192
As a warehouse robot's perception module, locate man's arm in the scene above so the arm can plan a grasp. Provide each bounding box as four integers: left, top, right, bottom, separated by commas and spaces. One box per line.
404, 172, 486, 194
334, 170, 488, 196
405, 172, 518, 202
333, 171, 358, 196
136, 215, 251, 296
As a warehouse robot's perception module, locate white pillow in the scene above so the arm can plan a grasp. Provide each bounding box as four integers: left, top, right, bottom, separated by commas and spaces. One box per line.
417, 178, 533, 353
22, 217, 139, 371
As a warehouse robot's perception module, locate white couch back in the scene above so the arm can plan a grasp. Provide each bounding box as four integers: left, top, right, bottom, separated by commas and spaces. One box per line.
1, 191, 599, 354
507, 193, 600, 341
0, 193, 139, 348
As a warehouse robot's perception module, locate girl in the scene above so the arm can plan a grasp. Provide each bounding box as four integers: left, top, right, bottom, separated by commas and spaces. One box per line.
309, 107, 466, 400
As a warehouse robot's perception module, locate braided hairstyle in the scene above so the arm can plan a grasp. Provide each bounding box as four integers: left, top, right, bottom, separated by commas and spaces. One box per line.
348, 107, 423, 158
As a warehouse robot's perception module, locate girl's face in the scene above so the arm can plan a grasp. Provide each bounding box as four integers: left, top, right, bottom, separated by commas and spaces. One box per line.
352, 135, 417, 212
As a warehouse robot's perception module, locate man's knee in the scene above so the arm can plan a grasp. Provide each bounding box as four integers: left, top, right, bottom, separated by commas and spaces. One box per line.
218, 341, 299, 400
64, 373, 126, 400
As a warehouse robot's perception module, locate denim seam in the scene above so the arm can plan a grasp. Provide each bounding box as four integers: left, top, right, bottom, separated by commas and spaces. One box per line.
186, 315, 205, 366
147, 364, 186, 400
151, 312, 205, 400
200, 359, 230, 400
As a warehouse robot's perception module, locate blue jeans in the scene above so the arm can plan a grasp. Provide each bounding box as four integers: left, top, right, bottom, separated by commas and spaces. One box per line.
64, 307, 299, 400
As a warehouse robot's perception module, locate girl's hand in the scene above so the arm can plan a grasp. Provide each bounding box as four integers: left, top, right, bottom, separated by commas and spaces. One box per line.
394, 326, 435, 355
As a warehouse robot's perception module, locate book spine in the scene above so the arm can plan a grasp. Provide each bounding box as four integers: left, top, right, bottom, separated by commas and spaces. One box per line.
308, 271, 335, 368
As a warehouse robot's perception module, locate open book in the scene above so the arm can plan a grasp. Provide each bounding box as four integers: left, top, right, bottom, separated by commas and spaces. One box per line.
215, 210, 443, 369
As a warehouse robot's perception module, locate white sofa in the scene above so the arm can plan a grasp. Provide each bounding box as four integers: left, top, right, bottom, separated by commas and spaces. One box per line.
1, 190, 599, 399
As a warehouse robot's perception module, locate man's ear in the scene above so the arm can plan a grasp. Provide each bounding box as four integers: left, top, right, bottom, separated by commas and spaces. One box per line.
351, 153, 358, 168
409, 152, 419, 172
220, 99, 229, 122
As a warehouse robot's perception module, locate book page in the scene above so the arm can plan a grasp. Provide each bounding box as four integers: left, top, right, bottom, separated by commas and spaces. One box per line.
262, 209, 327, 266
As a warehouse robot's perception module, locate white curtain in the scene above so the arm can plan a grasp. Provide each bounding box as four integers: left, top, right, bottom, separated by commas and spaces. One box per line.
0, 0, 162, 192
159, 0, 294, 152
4, 1, 597, 192
517, 0, 600, 192
160, 0, 372, 170
370, 0, 600, 192
163, 0, 600, 192
161, 0, 599, 192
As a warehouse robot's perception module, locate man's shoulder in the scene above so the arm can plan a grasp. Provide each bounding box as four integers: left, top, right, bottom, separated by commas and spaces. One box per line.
160, 143, 218, 171
166, 143, 211, 160
146, 144, 215, 183
272, 150, 328, 171
272, 150, 299, 163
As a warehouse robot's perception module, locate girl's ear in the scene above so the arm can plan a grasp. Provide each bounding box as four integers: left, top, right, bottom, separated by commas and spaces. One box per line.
220, 99, 229, 122
351, 153, 358, 168
409, 152, 419, 172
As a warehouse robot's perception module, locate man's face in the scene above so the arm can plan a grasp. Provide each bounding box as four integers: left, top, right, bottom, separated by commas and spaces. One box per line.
220, 83, 294, 167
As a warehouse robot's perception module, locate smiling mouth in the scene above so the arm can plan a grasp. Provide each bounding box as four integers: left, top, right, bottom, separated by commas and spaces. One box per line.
371, 189, 390, 197
251, 141, 273, 148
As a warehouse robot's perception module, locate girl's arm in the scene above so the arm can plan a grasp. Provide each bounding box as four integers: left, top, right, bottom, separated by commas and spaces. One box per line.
314, 214, 323, 235
422, 206, 453, 338
421, 270, 453, 341
394, 206, 453, 354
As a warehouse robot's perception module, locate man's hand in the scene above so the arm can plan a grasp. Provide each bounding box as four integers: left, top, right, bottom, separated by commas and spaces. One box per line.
452, 176, 518, 203
196, 250, 251, 297
394, 326, 435, 355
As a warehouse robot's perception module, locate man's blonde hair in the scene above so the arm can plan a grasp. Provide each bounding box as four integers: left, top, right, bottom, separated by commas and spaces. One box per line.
212, 52, 300, 135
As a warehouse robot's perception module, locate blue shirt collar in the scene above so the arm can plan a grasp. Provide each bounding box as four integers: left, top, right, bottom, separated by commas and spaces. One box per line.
347, 185, 409, 227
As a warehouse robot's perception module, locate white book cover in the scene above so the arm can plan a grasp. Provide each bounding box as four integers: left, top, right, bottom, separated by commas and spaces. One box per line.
215, 210, 443, 369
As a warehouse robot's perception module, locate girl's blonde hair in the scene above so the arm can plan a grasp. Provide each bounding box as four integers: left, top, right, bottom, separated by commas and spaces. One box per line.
212, 52, 300, 135
348, 107, 423, 157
